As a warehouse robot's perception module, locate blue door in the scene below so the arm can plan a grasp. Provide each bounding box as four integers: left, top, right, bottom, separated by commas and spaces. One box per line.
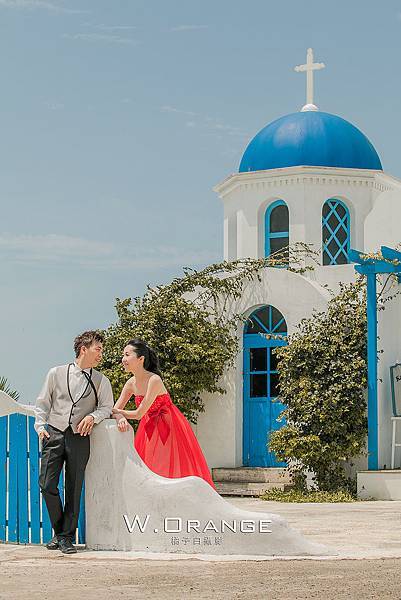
243, 305, 287, 467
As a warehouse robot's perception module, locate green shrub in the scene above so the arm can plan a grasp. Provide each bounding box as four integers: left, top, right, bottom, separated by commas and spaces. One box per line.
262, 488, 360, 503
269, 279, 368, 492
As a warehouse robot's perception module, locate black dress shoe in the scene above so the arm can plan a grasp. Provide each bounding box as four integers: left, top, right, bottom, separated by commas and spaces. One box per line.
45, 535, 59, 550
58, 537, 77, 554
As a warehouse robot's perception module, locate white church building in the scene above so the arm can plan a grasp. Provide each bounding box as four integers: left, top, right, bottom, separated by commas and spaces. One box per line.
194, 49, 401, 498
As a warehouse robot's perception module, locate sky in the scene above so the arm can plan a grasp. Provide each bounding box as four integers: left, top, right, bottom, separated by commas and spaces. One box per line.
1, 0, 401, 402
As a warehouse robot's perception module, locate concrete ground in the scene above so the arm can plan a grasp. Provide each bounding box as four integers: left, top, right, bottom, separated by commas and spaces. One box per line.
231, 498, 401, 559
1, 498, 401, 599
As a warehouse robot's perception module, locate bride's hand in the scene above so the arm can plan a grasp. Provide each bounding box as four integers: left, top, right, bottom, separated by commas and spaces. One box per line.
117, 416, 129, 432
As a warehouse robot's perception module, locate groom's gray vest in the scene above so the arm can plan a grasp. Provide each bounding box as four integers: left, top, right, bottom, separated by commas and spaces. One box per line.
47, 365, 103, 434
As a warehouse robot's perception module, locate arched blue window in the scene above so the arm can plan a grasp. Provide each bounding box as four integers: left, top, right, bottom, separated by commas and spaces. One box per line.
244, 305, 287, 337
265, 200, 289, 262
322, 199, 350, 265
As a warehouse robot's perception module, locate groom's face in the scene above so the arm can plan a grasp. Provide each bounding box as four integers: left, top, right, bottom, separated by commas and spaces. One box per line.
81, 341, 103, 367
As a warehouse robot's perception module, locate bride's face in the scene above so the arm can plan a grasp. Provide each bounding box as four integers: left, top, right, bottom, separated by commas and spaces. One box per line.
122, 345, 144, 372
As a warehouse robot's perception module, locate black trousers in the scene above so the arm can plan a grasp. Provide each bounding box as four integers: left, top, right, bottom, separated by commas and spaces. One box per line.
39, 425, 90, 540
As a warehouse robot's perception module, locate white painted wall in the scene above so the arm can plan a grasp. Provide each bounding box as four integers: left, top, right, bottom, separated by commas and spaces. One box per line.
364, 183, 401, 468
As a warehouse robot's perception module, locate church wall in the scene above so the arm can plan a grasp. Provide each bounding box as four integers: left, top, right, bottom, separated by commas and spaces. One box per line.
306, 264, 356, 297
377, 288, 401, 468
224, 212, 237, 261
364, 189, 401, 253
236, 208, 257, 258
222, 188, 243, 260
364, 188, 401, 468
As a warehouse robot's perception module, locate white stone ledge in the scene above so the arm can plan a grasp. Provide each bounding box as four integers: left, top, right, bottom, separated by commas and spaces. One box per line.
85, 420, 333, 556
357, 470, 401, 500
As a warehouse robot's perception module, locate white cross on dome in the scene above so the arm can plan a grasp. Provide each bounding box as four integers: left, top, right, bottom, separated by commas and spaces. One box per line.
294, 48, 325, 111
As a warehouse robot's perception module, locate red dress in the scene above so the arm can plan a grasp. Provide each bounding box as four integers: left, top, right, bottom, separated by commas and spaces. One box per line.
134, 392, 215, 489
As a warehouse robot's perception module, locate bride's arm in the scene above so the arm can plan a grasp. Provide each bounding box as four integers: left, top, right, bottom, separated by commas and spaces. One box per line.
112, 376, 164, 421
112, 379, 135, 430
113, 378, 135, 412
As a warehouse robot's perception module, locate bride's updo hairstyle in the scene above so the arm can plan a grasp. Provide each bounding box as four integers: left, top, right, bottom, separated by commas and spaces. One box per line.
127, 339, 162, 377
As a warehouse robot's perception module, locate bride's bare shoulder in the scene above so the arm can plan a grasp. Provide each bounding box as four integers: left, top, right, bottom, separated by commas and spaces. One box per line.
148, 373, 167, 393
126, 376, 137, 392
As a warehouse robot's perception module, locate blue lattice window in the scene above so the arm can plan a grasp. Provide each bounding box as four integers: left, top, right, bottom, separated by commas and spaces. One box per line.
322, 199, 350, 265
265, 200, 289, 263
244, 305, 287, 337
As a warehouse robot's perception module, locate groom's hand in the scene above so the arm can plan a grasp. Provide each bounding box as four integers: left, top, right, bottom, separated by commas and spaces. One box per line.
77, 415, 95, 436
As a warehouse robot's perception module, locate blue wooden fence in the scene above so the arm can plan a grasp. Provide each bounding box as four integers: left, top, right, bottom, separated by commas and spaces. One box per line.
0, 413, 85, 544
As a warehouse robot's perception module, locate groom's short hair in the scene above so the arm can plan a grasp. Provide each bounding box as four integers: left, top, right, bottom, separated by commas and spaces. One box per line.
74, 330, 104, 358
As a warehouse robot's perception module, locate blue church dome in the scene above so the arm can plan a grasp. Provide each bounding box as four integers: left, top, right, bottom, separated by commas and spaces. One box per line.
239, 110, 382, 173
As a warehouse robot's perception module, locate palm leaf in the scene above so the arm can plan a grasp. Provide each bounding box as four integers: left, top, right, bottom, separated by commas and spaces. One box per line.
0, 376, 19, 401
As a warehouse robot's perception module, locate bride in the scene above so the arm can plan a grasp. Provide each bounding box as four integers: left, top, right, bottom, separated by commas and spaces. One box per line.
112, 339, 215, 489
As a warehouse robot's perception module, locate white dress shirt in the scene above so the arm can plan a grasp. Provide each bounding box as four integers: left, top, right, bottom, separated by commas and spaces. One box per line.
34, 362, 114, 434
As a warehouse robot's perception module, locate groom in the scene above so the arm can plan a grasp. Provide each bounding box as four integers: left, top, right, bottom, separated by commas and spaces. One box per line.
34, 330, 114, 554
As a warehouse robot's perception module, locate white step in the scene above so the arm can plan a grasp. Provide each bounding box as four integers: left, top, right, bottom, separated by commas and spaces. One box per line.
212, 467, 292, 484
214, 481, 289, 497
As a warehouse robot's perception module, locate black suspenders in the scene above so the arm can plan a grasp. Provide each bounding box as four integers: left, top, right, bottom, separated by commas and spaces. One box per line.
81, 370, 99, 408
67, 364, 99, 408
